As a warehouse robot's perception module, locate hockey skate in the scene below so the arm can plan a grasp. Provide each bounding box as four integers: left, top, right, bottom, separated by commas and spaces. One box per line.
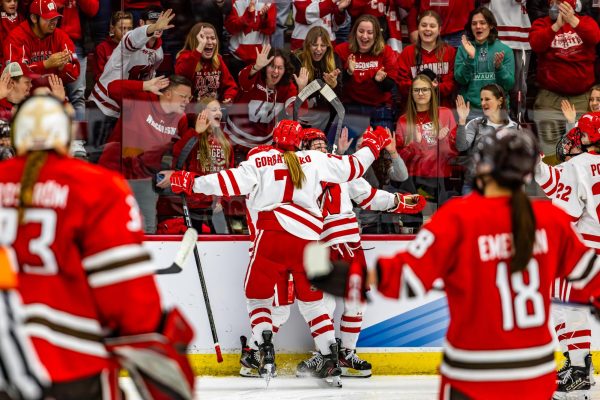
239, 336, 260, 378
553, 365, 592, 400
258, 330, 276, 386
339, 346, 372, 378
296, 343, 342, 387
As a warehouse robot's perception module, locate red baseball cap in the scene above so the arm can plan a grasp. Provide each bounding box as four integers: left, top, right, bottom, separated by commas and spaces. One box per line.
29, 0, 62, 20
2, 62, 38, 79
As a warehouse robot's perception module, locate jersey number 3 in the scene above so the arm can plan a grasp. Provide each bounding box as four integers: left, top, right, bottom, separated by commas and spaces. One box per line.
495, 259, 545, 331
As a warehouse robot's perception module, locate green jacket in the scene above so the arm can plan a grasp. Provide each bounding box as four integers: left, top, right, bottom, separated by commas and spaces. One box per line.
455, 39, 515, 109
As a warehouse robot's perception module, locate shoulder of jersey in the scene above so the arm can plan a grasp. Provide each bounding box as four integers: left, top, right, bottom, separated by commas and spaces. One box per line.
66, 158, 131, 195
247, 145, 276, 159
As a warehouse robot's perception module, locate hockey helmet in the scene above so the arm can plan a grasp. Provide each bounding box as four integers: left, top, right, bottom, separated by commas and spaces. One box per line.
556, 127, 583, 162
474, 128, 539, 187
12, 95, 71, 156
301, 128, 327, 149
577, 112, 600, 145
272, 119, 302, 151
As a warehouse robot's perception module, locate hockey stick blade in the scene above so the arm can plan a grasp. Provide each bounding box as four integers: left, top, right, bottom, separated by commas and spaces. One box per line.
156, 228, 199, 275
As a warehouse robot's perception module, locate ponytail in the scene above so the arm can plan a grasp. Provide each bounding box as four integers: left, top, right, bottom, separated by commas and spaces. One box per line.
283, 151, 305, 189
18, 151, 48, 224
510, 189, 536, 273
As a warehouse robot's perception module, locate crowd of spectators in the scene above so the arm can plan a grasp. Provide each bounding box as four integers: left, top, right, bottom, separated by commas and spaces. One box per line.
2, 0, 600, 234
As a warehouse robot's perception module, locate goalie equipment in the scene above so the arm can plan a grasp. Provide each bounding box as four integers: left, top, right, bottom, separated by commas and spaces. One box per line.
104, 308, 195, 400
556, 127, 584, 162
360, 126, 392, 158
272, 119, 302, 151
11, 95, 72, 156
169, 171, 199, 196
388, 194, 426, 214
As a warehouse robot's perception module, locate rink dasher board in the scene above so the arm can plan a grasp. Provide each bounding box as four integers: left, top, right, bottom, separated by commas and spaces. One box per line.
144, 235, 600, 375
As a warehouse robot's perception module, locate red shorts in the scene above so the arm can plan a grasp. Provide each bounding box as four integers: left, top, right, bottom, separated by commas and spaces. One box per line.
439, 372, 555, 400
244, 230, 322, 302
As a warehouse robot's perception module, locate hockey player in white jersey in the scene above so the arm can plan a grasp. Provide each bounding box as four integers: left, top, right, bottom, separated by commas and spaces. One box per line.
294, 127, 425, 378
158, 119, 391, 385
535, 114, 599, 400
90, 8, 175, 118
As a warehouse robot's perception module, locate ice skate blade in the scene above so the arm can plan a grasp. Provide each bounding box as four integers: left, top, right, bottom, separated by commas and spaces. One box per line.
261, 364, 275, 387
239, 367, 260, 378
552, 390, 591, 400
316, 375, 342, 388
341, 367, 372, 378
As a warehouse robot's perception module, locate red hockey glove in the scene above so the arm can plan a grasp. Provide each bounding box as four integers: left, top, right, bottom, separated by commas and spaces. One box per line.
170, 171, 198, 195
360, 126, 392, 158
389, 193, 427, 214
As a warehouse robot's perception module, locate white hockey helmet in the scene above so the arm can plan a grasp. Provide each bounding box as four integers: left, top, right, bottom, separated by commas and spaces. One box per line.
11, 95, 71, 156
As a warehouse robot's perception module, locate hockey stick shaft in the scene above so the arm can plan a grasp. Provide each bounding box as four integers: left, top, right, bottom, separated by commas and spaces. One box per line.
180, 194, 223, 363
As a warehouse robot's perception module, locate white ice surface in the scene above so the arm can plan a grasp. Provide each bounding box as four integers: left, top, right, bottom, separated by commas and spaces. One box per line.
119, 375, 600, 400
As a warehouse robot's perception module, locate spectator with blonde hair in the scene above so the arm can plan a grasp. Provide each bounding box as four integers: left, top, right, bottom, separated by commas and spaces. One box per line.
176, 21, 238, 104
335, 14, 400, 136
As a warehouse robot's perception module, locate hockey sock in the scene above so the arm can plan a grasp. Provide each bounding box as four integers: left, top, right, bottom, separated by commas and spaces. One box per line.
298, 300, 336, 355
564, 307, 592, 367
247, 298, 273, 349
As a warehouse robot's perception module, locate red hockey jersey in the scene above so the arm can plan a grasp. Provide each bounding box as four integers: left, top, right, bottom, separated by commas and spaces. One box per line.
376, 193, 599, 398
0, 153, 163, 382
4, 20, 80, 83
225, 0, 276, 63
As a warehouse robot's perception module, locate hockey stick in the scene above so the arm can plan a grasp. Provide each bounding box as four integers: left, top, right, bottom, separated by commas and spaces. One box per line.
293, 79, 345, 154
180, 194, 223, 363
155, 227, 198, 275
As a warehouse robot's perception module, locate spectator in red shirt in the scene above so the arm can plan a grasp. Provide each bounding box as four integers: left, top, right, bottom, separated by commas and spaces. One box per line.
335, 14, 400, 137
407, 0, 475, 48
225, 0, 276, 79
397, 10, 456, 109
158, 97, 235, 234
0, 61, 36, 119
225, 45, 298, 162
98, 74, 193, 233
93, 11, 134, 82
529, 0, 600, 164
175, 22, 238, 104
395, 73, 458, 210
4, 0, 80, 84
0, 0, 24, 68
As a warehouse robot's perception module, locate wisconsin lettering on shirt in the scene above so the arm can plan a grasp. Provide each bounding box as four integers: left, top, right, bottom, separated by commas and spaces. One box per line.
552, 32, 584, 50
145, 114, 178, 135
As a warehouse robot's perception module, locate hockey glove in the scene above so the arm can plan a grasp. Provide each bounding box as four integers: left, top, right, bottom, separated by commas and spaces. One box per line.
360, 126, 392, 158
170, 171, 198, 195
389, 193, 427, 214
303, 243, 368, 302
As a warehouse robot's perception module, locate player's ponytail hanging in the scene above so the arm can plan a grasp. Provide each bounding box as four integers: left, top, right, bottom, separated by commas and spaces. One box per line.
283, 151, 306, 189
18, 151, 48, 224
510, 188, 535, 273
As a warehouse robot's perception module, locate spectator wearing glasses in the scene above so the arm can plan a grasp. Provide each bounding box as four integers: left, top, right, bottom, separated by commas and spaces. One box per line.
99, 75, 193, 233
395, 73, 458, 214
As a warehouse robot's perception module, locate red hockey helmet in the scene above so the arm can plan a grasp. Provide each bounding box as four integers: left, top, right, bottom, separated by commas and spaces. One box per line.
577, 112, 600, 145
301, 128, 327, 150
556, 127, 583, 162
272, 119, 302, 151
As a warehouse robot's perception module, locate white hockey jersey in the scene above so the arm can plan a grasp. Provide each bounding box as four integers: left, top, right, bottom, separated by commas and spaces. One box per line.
535, 153, 600, 250
320, 178, 396, 246
484, 0, 531, 51
193, 147, 376, 240
90, 25, 164, 118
